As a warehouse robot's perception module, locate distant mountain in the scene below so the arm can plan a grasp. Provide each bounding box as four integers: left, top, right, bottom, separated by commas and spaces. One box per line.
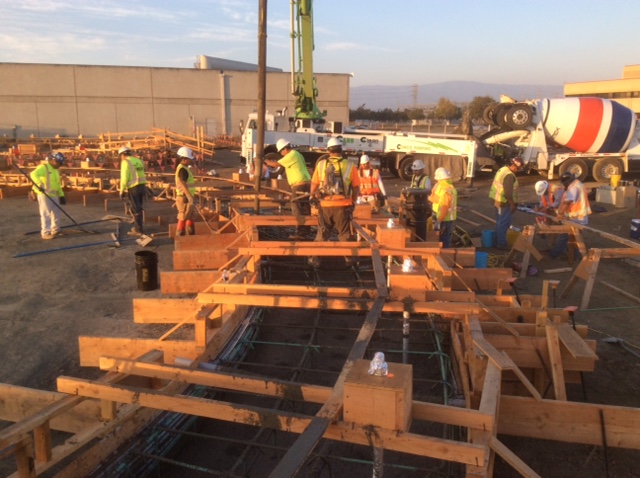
349, 81, 564, 110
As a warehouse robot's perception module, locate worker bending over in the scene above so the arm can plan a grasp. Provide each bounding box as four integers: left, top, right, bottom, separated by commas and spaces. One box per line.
30, 152, 66, 240
429, 167, 457, 248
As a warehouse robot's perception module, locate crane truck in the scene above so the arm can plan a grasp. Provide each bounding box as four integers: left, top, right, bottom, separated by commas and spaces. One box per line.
240, 0, 493, 182
480, 95, 640, 183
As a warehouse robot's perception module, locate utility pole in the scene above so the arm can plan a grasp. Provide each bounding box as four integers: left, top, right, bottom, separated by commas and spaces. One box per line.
254, 0, 268, 214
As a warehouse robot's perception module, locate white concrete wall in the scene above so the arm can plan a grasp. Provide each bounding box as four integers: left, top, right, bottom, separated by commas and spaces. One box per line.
0, 63, 350, 139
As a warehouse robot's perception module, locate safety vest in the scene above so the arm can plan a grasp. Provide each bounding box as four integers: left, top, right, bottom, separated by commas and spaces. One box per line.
315, 156, 355, 207
175, 164, 196, 196
30, 162, 63, 196
411, 174, 430, 189
489, 166, 518, 204
121, 156, 147, 190
429, 180, 457, 221
358, 169, 381, 196
565, 181, 591, 219
540, 183, 562, 209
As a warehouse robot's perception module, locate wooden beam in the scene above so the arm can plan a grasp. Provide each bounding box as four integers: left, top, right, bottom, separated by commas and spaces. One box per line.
489, 436, 541, 478
78, 337, 198, 367
545, 325, 567, 400
556, 324, 598, 359
133, 298, 200, 324
499, 395, 640, 449
160, 271, 221, 293
56, 376, 485, 466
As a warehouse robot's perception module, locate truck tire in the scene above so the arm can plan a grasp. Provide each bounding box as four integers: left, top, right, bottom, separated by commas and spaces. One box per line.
558, 158, 589, 182
506, 105, 532, 129
592, 157, 623, 184
398, 155, 415, 181
494, 104, 511, 129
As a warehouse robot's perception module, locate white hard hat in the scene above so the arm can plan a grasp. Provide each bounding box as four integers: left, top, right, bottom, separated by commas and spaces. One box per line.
411, 159, 426, 171
534, 180, 548, 196
118, 146, 131, 155
276, 138, 291, 152
327, 137, 342, 150
360, 154, 371, 164
434, 167, 451, 180
177, 146, 194, 159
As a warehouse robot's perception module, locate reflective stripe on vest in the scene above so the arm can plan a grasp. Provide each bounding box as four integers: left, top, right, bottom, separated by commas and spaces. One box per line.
565, 181, 591, 219
175, 164, 196, 196
123, 157, 147, 188
489, 166, 518, 203
317, 157, 355, 207
541, 183, 562, 209
430, 181, 457, 221
411, 174, 429, 189
358, 169, 381, 195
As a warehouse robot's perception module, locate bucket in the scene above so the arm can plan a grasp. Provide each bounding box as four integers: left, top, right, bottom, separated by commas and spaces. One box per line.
135, 250, 158, 291
481, 230, 494, 248
611, 174, 622, 188
475, 252, 488, 269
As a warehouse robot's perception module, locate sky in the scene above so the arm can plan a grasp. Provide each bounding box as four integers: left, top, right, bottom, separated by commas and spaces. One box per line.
2, 0, 639, 89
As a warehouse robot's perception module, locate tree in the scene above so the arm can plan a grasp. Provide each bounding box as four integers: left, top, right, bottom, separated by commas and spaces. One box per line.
406, 108, 426, 121
467, 95, 497, 121
433, 97, 460, 121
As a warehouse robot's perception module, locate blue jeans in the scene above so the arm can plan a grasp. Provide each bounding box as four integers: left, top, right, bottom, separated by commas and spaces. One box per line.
439, 220, 453, 248
549, 233, 583, 262
494, 206, 512, 248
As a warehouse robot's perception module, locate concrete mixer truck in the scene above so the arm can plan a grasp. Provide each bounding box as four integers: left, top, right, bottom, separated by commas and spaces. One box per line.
480, 96, 640, 183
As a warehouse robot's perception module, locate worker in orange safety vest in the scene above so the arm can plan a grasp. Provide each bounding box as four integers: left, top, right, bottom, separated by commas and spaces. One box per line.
357, 154, 387, 212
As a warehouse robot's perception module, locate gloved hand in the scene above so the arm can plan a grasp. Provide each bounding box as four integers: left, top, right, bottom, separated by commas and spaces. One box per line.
59, 196, 66, 205
433, 219, 440, 231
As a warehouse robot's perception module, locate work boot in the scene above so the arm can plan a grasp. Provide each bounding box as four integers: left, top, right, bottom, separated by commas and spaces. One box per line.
41, 233, 54, 240
127, 228, 142, 237
186, 220, 195, 236
177, 229, 185, 237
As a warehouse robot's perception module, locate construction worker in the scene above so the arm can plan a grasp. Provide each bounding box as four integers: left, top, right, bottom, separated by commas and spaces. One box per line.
489, 157, 523, 249
401, 159, 432, 241
534, 180, 564, 225
118, 146, 148, 236
175, 146, 197, 236
265, 139, 312, 240
309, 137, 360, 265
429, 167, 457, 248
357, 154, 387, 212
30, 152, 66, 240
547, 172, 591, 261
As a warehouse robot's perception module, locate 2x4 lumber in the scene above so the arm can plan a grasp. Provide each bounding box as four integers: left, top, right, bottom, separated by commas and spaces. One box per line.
33, 421, 52, 463
489, 436, 541, 478
480, 322, 588, 339
600, 280, 640, 305
56, 375, 485, 466
78, 337, 197, 367
545, 325, 567, 400
173, 249, 235, 270
173, 232, 249, 251
498, 395, 640, 449
160, 271, 220, 293
426, 290, 476, 302
478, 307, 570, 324
133, 298, 200, 324
98, 356, 494, 432
454, 268, 513, 291
0, 384, 101, 435
205, 282, 378, 299
556, 324, 598, 359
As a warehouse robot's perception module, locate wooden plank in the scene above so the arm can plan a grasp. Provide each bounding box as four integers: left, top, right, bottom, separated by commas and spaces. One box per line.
173, 249, 235, 270
160, 271, 220, 293
556, 324, 598, 359
453, 268, 513, 291
33, 421, 52, 463
132, 298, 199, 323
499, 395, 640, 449
78, 337, 197, 367
56, 376, 485, 466
489, 436, 541, 478
545, 325, 567, 400
174, 233, 249, 251
206, 282, 378, 299
412, 401, 493, 430
600, 280, 640, 304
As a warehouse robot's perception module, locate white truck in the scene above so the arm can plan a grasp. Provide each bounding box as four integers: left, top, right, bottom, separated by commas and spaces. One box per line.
481, 96, 640, 183
240, 111, 491, 182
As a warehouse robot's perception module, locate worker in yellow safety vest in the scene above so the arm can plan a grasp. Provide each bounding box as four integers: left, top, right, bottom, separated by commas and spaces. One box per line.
119, 146, 148, 236
357, 154, 387, 212
429, 167, 458, 248
175, 146, 197, 236
30, 152, 66, 240
488, 157, 523, 249
309, 138, 360, 267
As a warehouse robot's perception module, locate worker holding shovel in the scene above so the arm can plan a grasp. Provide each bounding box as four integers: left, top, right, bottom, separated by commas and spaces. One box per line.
29, 152, 67, 240
174, 147, 197, 236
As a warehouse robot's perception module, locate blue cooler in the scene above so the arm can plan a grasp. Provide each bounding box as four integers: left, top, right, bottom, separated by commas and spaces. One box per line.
631, 219, 640, 239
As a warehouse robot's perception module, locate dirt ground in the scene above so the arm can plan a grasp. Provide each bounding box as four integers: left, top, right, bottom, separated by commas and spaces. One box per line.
1, 151, 640, 477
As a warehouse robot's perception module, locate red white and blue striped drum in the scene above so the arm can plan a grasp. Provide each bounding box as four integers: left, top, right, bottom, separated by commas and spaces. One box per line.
541, 97, 636, 154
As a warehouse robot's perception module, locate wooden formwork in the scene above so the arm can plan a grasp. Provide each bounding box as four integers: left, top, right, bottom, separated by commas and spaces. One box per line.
1, 206, 640, 478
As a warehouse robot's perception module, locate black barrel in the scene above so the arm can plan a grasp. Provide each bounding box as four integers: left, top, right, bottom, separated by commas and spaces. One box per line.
135, 250, 158, 291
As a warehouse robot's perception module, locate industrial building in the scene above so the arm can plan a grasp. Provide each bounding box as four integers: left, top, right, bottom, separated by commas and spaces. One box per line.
0, 60, 351, 140
564, 64, 640, 115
